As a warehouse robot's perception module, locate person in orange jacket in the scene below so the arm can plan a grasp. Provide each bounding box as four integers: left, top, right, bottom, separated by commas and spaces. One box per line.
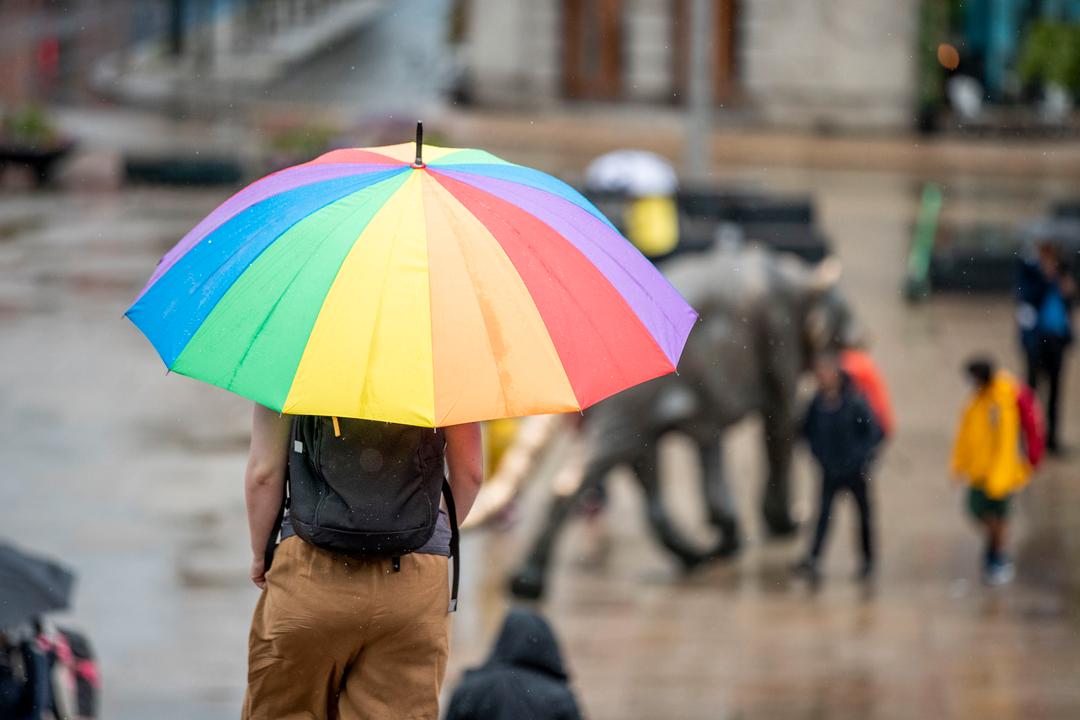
951, 357, 1032, 585
840, 348, 894, 437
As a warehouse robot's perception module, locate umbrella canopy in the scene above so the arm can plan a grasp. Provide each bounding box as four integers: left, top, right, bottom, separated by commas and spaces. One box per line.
585, 150, 678, 197
126, 130, 697, 427
0, 542, 75, 629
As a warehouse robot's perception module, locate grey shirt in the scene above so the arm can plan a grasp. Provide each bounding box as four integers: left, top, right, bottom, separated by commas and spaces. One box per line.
279, 508, 451, 557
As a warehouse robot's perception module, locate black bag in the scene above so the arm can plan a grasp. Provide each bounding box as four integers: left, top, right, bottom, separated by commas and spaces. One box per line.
275, 416, 460, 609
0, 636, 38, 719
0, 625, 99, 720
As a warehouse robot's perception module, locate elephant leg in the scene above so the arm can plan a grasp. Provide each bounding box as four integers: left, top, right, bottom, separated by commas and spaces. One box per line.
762, 407, 799, 537
633, 441, 711, 571
509, 461, 611, 600
698, 434, 741, 557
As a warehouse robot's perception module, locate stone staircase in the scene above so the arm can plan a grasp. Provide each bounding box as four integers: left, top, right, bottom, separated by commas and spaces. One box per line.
93, 0, 389, 113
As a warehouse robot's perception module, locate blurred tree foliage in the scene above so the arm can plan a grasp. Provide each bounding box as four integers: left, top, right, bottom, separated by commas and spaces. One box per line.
1, 106, 60, 148
1017, 20, 1080, 92
266, 123, 338, 159
917, 0, 967, 111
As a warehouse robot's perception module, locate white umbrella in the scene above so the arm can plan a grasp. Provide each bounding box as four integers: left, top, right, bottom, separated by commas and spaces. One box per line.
585, 150, 678, 197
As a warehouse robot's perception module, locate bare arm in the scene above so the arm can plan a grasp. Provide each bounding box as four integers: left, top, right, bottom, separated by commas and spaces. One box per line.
444, 422, 484, 522
245, 404, 292, 588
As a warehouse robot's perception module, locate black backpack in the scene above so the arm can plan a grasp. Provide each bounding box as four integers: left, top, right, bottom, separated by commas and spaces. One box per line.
268, 416, 460, 610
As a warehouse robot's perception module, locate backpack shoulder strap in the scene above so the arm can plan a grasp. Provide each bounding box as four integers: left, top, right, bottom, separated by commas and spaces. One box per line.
442, 479, 460, 613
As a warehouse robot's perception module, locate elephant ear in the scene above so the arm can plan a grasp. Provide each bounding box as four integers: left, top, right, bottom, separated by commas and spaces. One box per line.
802, 256, 858, 354
803, 256, 843, 298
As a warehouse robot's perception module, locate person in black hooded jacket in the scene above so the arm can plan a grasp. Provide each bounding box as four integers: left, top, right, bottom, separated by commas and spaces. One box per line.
793, 354, 884, 584
445, 608, 582, 720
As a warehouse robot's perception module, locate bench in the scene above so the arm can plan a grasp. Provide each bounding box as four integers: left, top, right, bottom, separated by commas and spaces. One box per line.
0, 140, 75, 187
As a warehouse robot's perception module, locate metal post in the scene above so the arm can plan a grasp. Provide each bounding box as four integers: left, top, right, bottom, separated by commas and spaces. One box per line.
414, 122, 424, 167
169, 0, 185, 57
683, 0, 714, 181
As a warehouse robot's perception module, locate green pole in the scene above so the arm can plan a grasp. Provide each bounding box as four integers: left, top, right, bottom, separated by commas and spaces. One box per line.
905, 182, 943, 301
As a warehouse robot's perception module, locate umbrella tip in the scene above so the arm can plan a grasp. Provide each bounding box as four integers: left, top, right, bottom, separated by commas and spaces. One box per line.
412, 121, 424, 168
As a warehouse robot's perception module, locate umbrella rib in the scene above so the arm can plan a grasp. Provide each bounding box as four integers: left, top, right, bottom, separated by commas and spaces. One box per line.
431, 187, 512, 424
355, 185, 413, 416
439, 183, 643, 408
527, 189, 684, 353
433, 172, 676, 392
223, 184, 396, 397
436, 164, 616, 229
138, 164, 401, 300
432, 168, 687, 364
159, 169, 407, 366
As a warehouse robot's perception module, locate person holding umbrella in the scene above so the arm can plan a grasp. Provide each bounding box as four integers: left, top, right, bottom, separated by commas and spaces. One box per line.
125, 125, 697, 719
239, 409, 482, 719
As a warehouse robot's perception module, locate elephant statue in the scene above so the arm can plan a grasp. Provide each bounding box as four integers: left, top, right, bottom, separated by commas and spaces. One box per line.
509, 242, 855, 599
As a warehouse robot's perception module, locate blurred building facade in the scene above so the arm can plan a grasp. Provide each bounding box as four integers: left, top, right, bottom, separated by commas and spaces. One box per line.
0, 0, 140, 107
6, 0, 1076, 133
461, 0, 921, 131
0, 0, 388, 111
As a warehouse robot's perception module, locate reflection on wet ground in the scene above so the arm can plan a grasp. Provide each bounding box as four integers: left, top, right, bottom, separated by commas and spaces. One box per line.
2, 166, 1079, 719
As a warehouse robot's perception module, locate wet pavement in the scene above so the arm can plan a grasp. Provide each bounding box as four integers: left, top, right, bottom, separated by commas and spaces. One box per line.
2, 157, 1080, 719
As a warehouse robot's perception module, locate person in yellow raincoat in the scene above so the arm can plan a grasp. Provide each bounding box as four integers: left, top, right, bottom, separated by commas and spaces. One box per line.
950, 357, 1032, 585
624, 195, 679, 259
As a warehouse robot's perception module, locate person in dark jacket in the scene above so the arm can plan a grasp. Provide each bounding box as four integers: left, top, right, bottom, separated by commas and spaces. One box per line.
445, 608, 582, 720
793, 354, 884, 583
1016, 240, 1075, 454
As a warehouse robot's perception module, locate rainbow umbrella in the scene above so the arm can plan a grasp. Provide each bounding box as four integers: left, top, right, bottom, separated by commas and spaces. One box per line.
126, 125, 697, 427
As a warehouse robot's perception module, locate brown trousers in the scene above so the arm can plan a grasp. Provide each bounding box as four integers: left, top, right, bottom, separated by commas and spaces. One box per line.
242, 537, 450, 720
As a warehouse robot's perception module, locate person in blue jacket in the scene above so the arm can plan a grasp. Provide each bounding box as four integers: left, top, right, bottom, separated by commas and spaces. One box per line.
1016, 240, 1076, 454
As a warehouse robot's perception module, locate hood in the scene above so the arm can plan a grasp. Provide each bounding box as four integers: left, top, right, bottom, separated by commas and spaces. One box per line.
487, 608, 568, 680
985, 370, 1019, 401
